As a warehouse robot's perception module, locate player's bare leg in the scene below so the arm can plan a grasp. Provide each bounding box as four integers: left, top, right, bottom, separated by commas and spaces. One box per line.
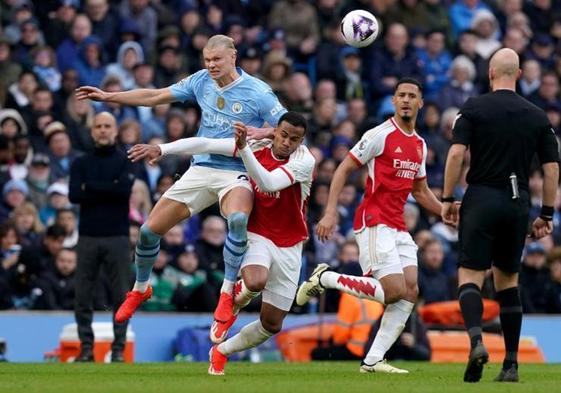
210, 187, 253, 342
457, 267, 488, 382
361, 267, 416, 374
115, 198, 190, 323
210, 301, 287, 375
492, 267, 521, 382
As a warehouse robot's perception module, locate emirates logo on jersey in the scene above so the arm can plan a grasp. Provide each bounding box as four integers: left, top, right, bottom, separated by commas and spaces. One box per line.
393, 158, 421, 180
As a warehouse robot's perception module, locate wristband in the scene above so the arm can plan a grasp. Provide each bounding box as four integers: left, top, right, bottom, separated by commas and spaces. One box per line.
441, 196, 455, 203
540, 205, 554, 221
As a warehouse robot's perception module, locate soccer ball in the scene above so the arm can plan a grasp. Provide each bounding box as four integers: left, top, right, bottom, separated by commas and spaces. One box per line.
340, 10, 379, 48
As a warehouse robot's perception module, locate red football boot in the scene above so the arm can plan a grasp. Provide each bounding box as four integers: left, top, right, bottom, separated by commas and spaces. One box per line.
210, 314, 238, 344
115, 286, 153, 323
213, 292, 234, 322
208, 345, 228, 376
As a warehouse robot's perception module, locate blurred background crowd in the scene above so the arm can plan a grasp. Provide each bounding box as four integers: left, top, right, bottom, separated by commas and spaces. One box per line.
0, 0, 561, 315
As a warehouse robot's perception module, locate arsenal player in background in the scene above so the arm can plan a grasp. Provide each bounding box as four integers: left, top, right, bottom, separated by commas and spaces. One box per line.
297, 78, 447, 374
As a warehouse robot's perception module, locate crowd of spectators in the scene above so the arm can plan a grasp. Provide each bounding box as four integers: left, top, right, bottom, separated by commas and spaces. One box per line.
1, 0, 561, 314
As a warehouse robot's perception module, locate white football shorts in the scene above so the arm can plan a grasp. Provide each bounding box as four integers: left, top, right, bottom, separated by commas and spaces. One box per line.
355, 224, 418, 279
241, 232, 303, 311
162, 165, 252, 215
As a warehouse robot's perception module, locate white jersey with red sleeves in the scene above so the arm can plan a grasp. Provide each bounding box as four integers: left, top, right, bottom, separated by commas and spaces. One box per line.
349, 117, 427, 232
246, 140, 315, 247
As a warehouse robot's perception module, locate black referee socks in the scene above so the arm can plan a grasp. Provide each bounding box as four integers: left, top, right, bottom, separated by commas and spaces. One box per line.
496, 287, 522, 370
458, 283, 484, 349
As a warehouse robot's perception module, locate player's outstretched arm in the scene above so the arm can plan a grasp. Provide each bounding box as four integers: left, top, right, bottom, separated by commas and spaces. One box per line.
128, 137, 236, 164
316, 156, 359, 242
234, 122, 293, 192
75, 86, 177, 107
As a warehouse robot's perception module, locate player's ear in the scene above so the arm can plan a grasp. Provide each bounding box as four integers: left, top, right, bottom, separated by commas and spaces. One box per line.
418, 97, 424, 110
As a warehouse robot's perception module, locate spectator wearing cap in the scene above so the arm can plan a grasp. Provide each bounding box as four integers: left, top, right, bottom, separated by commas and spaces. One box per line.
69, 111, 135, 362
0, 35, 22, 92
529, 71, 561, 111
268, 0, 320, 62
106, 41, 144, 90
42, 0, 80, 50
93, 76, 138, 126
0, 179, 29, 223
239, 46, 262, 78
337, 46, 368, 102
13, 18, 44, 68
119, 0, 157, 59
25, 153, 51, 210
39, 182, 70, 226
172, 245, 219, 312
416, 30, 452, 100
520, 242, 559, 313
368, 23, 424, 101
262, 51, 292, 95
73, 35, 107, 88
56, 14, 92, 73
0, 109, 27, 141
85, 0, 120, 60
44, 121, 82, 181
154, 45, 187, 88
2, 1, 35, 44
472, 9, 502, 59
526, 33, 556, 71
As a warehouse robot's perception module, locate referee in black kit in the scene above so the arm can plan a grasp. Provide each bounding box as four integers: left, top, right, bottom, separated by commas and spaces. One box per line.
442, 48, 560, 383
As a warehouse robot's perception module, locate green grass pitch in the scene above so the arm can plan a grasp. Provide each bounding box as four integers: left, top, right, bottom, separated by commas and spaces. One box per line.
1, 362, 560, 393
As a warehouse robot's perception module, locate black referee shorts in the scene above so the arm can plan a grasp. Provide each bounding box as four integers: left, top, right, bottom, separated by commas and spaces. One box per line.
458, 184, 530, 273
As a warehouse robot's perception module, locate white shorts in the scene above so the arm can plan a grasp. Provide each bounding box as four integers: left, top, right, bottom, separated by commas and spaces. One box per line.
162, 165, 252, 215
241, 232, 303, 311
355, 225, 418, 280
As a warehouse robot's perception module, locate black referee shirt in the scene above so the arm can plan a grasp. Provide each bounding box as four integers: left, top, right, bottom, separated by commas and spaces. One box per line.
452, 89, 560, 190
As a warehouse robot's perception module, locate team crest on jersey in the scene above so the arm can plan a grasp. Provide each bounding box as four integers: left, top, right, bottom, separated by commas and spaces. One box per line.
217, 96, 225, 110
232, 102, 243, 113
417, 145, 423, 160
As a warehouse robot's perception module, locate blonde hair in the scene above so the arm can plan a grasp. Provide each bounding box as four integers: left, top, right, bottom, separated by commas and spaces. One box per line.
204, 35, 235, 51
12, 202, 45, 233
131, 179, 152, 218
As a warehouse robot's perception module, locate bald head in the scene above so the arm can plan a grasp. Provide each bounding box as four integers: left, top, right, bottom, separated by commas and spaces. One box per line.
490, 48, 520, 79
92, 112, 117, 146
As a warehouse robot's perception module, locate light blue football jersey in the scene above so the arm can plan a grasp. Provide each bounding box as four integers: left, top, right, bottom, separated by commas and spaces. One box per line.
169, 68, 287, 171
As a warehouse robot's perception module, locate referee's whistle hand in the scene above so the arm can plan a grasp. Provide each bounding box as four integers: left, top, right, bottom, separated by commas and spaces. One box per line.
441, 202, 459, 227
531, 217, 553, 239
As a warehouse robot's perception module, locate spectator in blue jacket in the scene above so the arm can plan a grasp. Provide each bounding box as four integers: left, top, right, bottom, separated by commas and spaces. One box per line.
416, 29, 452, 100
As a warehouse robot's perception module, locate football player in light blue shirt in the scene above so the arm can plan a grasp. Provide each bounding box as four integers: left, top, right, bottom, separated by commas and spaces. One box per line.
76, 35, 287, 341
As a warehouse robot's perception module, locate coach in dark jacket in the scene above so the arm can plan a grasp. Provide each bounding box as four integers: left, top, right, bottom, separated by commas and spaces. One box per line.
69, 112, 135, 362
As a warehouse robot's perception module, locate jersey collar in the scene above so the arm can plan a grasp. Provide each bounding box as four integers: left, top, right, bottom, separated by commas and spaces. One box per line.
213, 67, 245, 93
391, 117, 418, 138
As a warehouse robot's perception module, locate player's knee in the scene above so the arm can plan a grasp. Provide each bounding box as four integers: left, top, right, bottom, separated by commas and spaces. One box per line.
383, 280, 407, 304
406, 283, 419, 302
227, 211, 248, 235
260, 316, 282, 334
139, 224, 161, 246
244, 277, 266, 293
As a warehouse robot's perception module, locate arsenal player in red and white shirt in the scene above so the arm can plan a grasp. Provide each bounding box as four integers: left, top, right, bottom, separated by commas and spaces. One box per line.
129, 112, 314, 375
297, 79, 446, 374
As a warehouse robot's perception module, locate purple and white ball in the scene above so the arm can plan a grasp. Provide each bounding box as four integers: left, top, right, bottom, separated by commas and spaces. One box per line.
341, 10, 379, 48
